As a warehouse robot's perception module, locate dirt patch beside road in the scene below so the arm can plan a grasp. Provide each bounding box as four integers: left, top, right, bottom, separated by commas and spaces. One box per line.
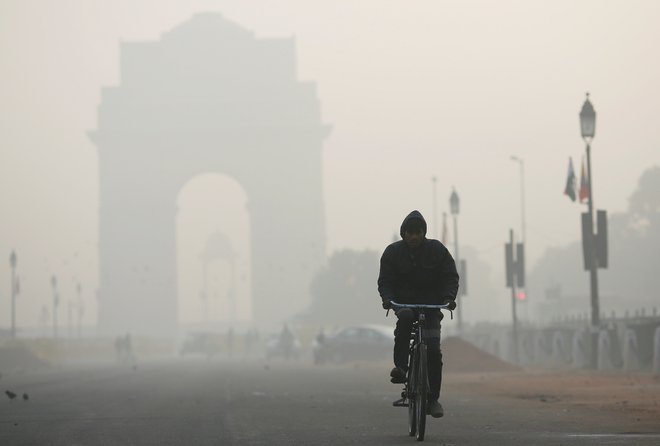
439, 336, 660, 432
447, 370, 660, 431
442, 336, 519, 373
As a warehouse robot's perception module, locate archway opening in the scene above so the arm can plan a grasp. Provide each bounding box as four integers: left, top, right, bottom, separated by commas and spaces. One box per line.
176, 173, 252, 329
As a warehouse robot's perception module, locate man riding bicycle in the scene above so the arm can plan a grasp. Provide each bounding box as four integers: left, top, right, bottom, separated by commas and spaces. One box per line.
378, 210, 459, 418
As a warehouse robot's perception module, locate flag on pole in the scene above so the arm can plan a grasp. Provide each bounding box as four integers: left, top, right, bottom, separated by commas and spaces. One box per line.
579, 157, 589, 203
441, 212, 448, 244
564, 157, 577, 202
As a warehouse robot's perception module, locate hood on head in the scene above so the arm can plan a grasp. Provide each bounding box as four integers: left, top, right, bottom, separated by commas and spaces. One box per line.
399, 210, 427, 238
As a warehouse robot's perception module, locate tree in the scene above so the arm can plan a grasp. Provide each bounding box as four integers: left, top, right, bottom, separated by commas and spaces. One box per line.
626, 165, 660, 239
300, 249, 383, 325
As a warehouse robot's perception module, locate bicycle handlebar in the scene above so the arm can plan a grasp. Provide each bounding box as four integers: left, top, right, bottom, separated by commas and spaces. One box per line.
389, 301, 454, 310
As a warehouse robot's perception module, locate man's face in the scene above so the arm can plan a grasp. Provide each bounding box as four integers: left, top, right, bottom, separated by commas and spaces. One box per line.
404, 226, 424, 249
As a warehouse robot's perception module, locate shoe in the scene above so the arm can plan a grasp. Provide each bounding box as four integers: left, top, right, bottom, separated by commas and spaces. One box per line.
389, 366, 407, 383
428, 400, 444, 418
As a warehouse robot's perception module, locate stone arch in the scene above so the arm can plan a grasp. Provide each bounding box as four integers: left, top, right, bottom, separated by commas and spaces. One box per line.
89, 13, 330, 335
176, 173, 251, 325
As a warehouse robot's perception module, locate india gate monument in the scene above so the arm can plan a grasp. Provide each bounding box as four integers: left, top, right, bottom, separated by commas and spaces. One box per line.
89, 13, 330, 335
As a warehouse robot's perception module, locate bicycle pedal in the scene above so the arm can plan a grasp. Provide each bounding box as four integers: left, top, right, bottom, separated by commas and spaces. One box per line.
392, 398, 409, 407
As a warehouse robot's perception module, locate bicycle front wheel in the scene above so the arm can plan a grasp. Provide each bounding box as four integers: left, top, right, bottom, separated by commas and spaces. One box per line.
415, 343, 428, 441
407, 357, 417, 437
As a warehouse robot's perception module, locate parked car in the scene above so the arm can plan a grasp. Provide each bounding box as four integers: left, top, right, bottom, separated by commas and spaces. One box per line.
313, 324, 394, 365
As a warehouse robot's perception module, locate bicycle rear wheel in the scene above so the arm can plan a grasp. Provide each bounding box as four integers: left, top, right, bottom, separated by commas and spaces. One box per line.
415, 343, 428, 441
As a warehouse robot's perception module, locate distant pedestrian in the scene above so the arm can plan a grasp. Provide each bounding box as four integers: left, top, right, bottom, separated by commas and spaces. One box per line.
244, 330, 254, 356
279, 324, 295, 359
114, 336, 123, 363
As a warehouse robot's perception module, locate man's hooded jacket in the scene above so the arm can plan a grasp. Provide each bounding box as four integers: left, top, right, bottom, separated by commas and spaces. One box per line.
378, 210, 459, 305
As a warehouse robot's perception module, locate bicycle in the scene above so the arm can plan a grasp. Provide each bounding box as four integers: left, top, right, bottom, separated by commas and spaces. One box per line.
389, 301, 454, 441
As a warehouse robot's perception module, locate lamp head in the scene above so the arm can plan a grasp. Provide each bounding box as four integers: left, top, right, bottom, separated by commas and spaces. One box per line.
580, 92, 596, 141
449, 188, 460, 215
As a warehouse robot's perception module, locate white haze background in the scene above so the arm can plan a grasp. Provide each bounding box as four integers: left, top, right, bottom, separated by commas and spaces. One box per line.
1, 0, 659, 328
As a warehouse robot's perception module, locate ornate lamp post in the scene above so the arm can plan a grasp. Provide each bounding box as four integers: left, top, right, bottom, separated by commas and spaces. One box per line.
580, 92, 599, 367
9, 250, 17, 338
449, 188, 462, 331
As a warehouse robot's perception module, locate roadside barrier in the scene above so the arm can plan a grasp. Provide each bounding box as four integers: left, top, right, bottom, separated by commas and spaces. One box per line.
597, 328, 620, 371
552, 330, 573, 366
623, 328, 640, 371
461, 318, 660, 372
571, 328, 590, 369
623, 322, 658, 371
534, 331, 553, 366
519, 330, 536, 365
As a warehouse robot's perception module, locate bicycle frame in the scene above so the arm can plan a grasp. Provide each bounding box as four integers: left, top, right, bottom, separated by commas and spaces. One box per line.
390, 301, 453, 441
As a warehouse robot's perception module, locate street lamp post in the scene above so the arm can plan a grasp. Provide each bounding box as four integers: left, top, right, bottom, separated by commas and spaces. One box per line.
449, 188, 462, 331
508, 229, 520, 364
510, 155, 527, 316
51, 275, 59, 340
509, 156, 526, 248
9, 250, 17, 338
67, 300, 73, 339
77, 282, 83, 338
580, 92, 599, 367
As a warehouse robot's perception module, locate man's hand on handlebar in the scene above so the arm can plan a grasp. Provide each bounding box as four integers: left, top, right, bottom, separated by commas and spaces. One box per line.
442, 299, 457, 311
382, 298, 393, 310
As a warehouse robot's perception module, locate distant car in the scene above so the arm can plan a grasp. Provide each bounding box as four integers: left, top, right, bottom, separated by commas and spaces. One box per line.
313, 325, 394, 365
179, 332, 224, 357
265, 332, 302, 360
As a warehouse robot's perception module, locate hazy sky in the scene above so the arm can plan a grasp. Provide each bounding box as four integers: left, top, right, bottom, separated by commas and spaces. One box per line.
1, 0, 659, 328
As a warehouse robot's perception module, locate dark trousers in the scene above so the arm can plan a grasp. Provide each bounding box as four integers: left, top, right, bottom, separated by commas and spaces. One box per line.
394, 308, 443, 401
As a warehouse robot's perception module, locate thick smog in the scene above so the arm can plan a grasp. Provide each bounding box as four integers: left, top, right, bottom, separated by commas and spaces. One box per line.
1, 2, 660, 445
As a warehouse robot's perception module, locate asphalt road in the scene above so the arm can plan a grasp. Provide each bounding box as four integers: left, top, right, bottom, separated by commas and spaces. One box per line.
2, 358, 659, 445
